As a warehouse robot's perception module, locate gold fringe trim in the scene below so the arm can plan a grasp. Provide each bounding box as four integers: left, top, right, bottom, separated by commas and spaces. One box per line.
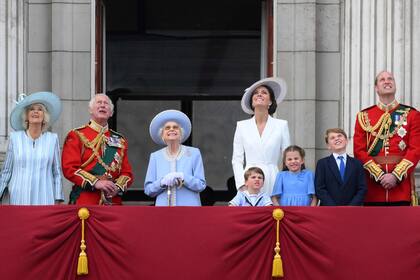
272, 209, 285, 278
77, 208, 90, 276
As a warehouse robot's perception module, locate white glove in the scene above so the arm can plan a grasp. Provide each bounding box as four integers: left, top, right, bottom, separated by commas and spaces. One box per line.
161, 172, 184, 188
172, 172, 184, 187
160, 175, 171, 188
173, 172, 184, 182
163, 173, 176, 187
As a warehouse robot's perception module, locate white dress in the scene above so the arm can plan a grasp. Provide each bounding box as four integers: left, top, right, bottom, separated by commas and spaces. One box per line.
0, 131, 63, 205
232, 116, 291, 195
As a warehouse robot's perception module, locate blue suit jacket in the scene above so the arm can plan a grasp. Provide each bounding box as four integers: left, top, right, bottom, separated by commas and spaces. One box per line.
315, 154, 367, 206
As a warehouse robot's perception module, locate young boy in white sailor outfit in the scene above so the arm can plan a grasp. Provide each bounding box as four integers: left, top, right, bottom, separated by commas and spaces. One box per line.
229, 167, 273, 207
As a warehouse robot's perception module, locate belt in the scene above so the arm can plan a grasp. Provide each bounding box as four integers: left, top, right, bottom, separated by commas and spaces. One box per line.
373, 155, 403, 165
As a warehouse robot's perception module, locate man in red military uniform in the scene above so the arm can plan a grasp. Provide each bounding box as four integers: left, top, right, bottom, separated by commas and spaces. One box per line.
62, 94, 133, 205
354, 71, 420, 206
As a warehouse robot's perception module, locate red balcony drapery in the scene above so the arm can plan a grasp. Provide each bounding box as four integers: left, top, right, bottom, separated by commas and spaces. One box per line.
1, 206, 420, 280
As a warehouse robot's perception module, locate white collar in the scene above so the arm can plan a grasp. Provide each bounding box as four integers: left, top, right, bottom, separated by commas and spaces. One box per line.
333, 153, 347, 161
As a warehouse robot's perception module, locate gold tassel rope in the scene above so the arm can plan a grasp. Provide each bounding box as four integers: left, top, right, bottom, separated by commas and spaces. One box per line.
77, 208, 90, 276
272, 208, 285, 278
411, 173, 418, 206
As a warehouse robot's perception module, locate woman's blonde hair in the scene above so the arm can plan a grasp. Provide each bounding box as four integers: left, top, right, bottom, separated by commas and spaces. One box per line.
21, 103, 51, 132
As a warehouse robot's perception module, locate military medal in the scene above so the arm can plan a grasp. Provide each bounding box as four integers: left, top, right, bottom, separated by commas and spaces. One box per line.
394, 114, 400, 125
397, 127, 407, 138
398, 140, 407, 151
108, 135, 123, 147
114, 152, 121, 164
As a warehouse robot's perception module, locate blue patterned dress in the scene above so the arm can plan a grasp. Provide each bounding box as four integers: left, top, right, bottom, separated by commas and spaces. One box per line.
0, 131, 63, 205
271, 169, 315, 206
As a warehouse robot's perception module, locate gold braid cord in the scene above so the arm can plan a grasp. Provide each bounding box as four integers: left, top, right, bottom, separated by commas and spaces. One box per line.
357, 111, 391, 154
77, 208, 90, 276
410, 173, 418, 206
272, 209, 285, 278
357, 108, 410, 154
74, 130, 125, 174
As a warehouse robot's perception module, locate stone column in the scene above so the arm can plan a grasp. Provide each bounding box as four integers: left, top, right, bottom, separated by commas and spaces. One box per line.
275, 0, 316, 169
27, 0, 92, 142
0, 0, 25, 161
275, 0, 342, 169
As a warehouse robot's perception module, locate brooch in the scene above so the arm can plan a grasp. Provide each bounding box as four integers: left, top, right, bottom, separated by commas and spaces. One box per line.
398, 140, 407, 151
397, 127, 407, 138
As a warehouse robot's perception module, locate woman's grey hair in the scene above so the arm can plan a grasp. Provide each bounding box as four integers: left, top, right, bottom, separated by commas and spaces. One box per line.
21, 103, 51, 132
88, 93, 114, 112
159, 122, 184, 145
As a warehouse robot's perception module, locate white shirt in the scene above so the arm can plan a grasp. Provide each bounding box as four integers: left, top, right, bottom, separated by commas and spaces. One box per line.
332, 153, 347, 170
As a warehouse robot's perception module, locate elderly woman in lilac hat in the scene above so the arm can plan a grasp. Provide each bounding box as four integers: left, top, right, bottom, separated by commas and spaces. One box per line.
144, 110, 206, 206
0, 92, 63, 205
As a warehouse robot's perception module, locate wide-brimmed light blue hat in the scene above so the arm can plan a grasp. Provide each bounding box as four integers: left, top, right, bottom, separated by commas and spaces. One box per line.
241, 77, 287, 114
10, 91, 62, 131
149, 110, 191, 145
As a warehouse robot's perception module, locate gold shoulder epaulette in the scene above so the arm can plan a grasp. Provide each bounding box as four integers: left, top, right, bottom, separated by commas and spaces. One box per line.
72, 124, 88, 131
361, 105, 376, 112
64, 124, 87, 138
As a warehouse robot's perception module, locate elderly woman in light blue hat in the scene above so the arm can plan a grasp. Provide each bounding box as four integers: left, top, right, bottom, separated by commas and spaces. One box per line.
0, 92, 64, 205
144, 110, 206, 206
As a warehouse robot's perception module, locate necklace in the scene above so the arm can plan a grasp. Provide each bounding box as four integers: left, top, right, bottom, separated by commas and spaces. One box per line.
165, 145, 182, 160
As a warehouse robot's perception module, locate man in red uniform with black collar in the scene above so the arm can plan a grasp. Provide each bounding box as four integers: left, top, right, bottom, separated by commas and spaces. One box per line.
62, 94, 133, 205
354, 71, 420, 206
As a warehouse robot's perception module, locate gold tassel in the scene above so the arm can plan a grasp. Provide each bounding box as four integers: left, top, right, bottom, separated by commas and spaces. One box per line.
77, 208, 90, 276
272, 208, 285, 278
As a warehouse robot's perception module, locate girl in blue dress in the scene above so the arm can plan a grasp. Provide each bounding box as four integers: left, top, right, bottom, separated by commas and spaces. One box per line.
271, 145, 317, 206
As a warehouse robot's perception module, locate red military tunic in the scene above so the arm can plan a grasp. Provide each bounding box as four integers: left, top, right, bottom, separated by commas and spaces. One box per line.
62, 120, 133, 205
354, 101, 420, 203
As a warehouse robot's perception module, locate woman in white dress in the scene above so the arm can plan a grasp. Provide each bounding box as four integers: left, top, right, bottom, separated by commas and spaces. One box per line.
0, 92, 63, 205
232, 77, 291, 196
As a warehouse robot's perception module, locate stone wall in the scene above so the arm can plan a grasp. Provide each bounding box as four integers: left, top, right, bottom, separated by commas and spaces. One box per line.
275, 0, 342, 170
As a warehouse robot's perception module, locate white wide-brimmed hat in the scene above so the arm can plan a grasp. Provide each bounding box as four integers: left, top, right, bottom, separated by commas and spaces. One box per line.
241, 77, 287, 114
149, 110, 192, 145
10, 91, 62, 131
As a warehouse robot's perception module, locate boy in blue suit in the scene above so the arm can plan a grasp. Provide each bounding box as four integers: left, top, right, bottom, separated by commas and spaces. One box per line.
315, 128, 367, 206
